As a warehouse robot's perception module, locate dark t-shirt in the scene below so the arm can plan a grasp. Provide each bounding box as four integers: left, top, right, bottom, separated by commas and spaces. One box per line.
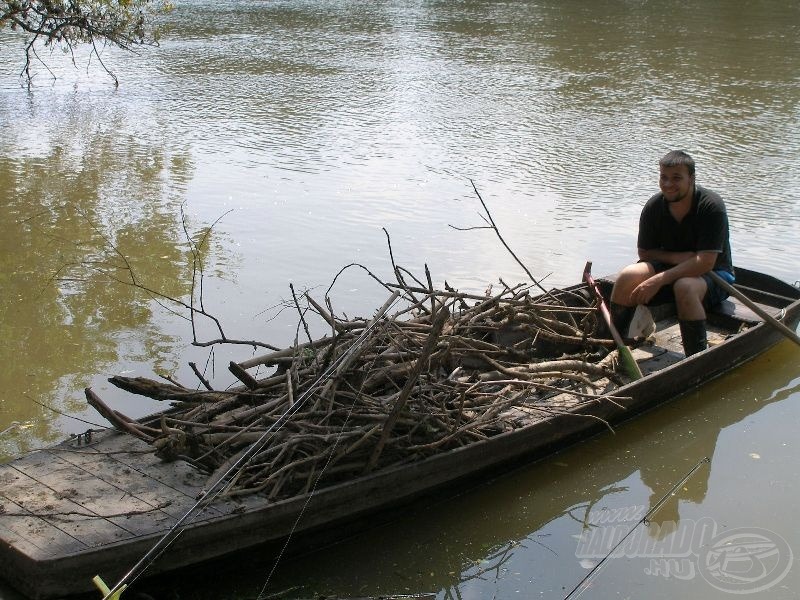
637, 184, 733, 273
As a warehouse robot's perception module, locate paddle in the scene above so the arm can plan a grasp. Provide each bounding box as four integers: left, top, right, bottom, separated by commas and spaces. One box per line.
583, 261, 643, 380
708, 270, 800, 348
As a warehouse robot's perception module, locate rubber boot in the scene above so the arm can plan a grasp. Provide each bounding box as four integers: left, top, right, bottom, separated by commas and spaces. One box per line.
679, 319, 708, 356
609, 302, 635, 338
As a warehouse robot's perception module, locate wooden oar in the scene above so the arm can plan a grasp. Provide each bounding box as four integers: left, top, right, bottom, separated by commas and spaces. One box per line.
708, 270, 800, 347
583, 262, 643, 380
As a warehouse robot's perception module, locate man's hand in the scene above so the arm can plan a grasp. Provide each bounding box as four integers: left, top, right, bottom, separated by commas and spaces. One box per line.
630, 274, 665, 305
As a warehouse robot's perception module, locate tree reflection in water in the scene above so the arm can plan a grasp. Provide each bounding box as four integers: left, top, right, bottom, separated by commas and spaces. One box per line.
0, 122, 231, 460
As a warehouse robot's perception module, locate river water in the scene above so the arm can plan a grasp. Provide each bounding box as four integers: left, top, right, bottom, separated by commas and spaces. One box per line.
1, 1, 799, 598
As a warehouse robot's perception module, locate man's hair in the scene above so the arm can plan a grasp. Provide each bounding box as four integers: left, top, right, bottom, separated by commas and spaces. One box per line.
659, 150, 695, 177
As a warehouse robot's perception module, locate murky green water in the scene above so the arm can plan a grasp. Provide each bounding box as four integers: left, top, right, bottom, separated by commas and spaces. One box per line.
1, 0, 799, 598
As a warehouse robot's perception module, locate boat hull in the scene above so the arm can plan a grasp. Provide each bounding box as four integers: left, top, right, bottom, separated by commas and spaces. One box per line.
1, 268, 798, 599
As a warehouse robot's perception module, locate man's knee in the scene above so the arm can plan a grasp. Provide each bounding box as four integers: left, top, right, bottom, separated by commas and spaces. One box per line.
621, 262, 654, 280
673, 276, 706, 301
673, 276, 708, 318
612, 262, 654, 305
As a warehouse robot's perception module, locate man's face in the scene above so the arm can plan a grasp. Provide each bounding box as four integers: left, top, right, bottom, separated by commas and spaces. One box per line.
659, 164, 694, 203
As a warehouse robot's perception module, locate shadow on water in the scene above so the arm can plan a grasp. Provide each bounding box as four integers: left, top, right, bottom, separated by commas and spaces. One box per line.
109, 344, 800, 600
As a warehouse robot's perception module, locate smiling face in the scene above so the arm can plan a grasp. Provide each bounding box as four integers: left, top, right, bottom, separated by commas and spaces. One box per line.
659, 164, 695, 204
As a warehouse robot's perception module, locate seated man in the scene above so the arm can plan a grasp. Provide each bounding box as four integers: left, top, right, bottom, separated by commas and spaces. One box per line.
610, 150, 734, 356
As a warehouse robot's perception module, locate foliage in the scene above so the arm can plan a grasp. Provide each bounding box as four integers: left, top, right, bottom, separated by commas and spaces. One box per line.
1, 0, 168, 82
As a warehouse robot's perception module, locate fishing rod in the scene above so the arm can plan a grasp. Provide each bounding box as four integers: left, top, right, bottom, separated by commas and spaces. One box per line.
100, 290, 402, 600
253, 351, 386, 599
563, 456, 710, 600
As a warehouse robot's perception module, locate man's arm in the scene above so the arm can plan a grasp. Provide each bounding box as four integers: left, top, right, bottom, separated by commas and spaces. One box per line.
630, 251, 718, 305
638, 248, 696, 265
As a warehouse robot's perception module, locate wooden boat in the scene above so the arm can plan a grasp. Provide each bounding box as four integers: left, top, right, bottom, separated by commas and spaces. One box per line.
1, 267, 798, 600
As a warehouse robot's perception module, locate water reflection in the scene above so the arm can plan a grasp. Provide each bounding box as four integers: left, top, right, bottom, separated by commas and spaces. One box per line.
0, 118, 207, 460
131, 0, 800, 292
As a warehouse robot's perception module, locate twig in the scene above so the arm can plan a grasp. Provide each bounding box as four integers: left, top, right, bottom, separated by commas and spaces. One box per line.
450, 180, 550, 297
189, 362, 214, 391
365, 305, 450, 473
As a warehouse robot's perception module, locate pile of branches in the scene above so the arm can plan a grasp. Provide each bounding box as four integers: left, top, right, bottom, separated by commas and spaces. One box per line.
86, 278, 628, 503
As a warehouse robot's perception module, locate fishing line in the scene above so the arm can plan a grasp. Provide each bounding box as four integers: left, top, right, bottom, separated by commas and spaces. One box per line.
253, 354, 380, 600
101, 291, 401, 599
256, 298, 449, 598
563, 456, 710, 600
104, 304, 394, 596
0, 422, 21, 437
24, 394, 107, 428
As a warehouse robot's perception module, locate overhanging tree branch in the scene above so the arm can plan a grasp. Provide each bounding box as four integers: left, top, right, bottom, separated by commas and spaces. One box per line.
2, 0, 168, 82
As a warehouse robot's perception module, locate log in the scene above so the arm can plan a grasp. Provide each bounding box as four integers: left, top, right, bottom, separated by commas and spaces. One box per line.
85, 388, 154, 443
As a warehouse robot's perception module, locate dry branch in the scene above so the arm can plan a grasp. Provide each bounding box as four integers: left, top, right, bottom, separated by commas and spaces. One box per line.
87, 262, 631, 502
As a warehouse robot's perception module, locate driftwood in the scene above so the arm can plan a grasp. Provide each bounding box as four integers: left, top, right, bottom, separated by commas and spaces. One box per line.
88, 275, 631, 502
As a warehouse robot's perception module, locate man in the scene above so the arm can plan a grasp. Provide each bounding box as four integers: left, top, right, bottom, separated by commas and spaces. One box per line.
610, 150, 734, 356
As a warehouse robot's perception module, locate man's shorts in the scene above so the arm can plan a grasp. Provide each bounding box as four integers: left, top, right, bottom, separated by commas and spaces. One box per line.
644, 261, 732, 309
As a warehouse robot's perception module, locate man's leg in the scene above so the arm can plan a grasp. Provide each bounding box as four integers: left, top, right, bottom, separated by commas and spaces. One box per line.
610, 262, 656, 306
609, 262, 655, 335
674, 276, 708, 356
